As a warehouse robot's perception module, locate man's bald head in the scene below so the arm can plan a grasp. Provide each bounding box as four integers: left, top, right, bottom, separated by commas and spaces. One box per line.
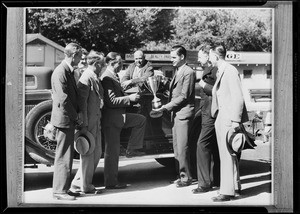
134, 50, 145, 68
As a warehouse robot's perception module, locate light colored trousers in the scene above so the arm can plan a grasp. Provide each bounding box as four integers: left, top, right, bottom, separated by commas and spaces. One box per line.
215, 112, 240, 196
71, 117, 102, 192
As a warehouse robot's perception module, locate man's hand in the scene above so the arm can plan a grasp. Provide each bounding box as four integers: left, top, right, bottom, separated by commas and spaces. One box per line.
128, 93, 140, 102
153, 105, 166, 113
198, 79, 206, 88
76, 112, 83, 126
121, 80, 132, 88
230, 121, 240, 134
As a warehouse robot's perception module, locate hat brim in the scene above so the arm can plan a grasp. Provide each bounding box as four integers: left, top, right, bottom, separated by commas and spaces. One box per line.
226, 131, 245, 156
74, 129, 95, 156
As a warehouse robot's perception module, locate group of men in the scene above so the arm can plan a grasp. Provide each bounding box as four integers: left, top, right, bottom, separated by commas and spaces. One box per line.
50, 42, 247, 203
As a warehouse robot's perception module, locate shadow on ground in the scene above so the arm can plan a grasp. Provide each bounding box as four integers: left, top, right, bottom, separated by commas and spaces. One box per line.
24, 158, 271, 196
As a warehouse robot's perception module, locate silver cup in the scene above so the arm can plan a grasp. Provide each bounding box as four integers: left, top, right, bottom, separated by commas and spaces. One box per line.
144, 76, 163, 118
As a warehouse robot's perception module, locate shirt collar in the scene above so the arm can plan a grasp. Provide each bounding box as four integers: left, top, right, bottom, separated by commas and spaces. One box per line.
107, 67, 119, 78
218, 60, 227, 74
64, 59, 74, 72
176, 63, 186, 74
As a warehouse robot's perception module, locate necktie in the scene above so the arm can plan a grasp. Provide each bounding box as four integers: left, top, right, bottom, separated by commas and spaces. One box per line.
115, 73, 120, 82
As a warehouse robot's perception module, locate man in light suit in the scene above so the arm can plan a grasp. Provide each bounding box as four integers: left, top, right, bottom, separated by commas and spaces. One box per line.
101, 52, 146, 189
155, 45, 196, 187
121, 50, 154, 90
50, 43, 83, 200
210, 44, 249, 202
70, 50, 105, 194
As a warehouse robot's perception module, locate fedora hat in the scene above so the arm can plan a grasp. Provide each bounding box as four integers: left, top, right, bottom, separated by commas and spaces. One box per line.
74, 130, 95, 156
226, 131, 246, 156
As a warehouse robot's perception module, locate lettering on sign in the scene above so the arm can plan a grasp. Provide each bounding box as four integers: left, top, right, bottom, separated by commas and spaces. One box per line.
125, 53, 171, 61
226, 51, 242, 61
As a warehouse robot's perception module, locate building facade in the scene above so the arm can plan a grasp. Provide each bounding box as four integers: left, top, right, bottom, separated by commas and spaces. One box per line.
26, 34, 65, 70
124, 51, 272, 112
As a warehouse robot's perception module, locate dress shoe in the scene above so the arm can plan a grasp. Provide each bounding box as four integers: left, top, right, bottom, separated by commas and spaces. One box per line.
106, 183, 128, 189
170, 178, 180, 184
235, 189, 242, 196
83, 188, 104, 195
212, 194, 234, 202
125, 150, 146, 158
67, 190, 81, 197
192, 186, 211, 194
53, 193, 76, 201
176, 180, 192, 188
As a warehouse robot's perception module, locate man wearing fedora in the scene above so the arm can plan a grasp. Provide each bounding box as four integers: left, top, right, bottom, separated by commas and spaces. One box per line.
50, 43, 83, 200
101, 52, 146, 189
209, 43, 249, 202
70, 50, 106, 194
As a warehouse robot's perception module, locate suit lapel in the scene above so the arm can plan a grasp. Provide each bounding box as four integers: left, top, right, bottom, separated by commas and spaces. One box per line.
214, 63, 226, 90
173, 65, 186, 86
104, 70, 125, 95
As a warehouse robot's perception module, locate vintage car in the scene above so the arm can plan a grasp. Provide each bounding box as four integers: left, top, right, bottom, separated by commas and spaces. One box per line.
24, 66, 191, 168
25, 66, 263, 172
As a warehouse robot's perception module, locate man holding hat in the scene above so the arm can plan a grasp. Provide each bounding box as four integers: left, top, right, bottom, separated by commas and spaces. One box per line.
209, 43, 249, 202
70, 50, 106, 194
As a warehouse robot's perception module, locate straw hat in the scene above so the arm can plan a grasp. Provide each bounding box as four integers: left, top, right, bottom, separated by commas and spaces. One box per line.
74, 130, 95, 156
226, 131, 246, 156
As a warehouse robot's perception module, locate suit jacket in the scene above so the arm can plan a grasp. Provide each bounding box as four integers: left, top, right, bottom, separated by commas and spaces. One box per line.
165, 64, 196, 120
199, 65, 218, 117
50, 60, 79, 128
211, 61, 249, 123
77, 68, 104, 128
121, 60, 154, 84
101, 69, 131, 128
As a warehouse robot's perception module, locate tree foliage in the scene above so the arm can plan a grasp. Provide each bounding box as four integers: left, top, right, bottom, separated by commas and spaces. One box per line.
26, 8, 272, 54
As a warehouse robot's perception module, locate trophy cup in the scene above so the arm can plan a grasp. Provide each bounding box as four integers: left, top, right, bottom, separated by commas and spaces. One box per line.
144, 76, 163, 118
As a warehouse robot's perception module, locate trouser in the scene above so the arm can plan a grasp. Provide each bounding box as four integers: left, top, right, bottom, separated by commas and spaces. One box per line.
172, 116, 192, 182
215, 113, 239, 196
71, 116, 102, 192
103, 113, 146, 186
196, 112, 220, 188
52, 125, 75, 194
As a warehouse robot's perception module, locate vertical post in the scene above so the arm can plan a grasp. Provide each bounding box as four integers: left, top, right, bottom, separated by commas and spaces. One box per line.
5, 7, 24, 207
273, 1, 293, 211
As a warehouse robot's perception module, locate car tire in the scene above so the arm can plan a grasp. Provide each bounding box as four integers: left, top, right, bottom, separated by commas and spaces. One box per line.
155, 157, 175, 168
25, 100, 56, 152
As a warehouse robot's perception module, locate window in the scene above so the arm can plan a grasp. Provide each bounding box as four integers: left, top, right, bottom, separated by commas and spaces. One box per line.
243, 70, 252, 79
267, 70, 272, 79
25, 75, 37, 90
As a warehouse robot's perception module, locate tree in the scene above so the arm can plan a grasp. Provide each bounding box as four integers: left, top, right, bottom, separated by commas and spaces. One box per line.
26, 8, 272, 54
26, 8, 142, 55
170, 8, 272, 51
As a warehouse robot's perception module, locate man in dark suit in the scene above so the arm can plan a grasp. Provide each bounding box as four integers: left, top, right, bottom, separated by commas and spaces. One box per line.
50, 43, 83, 200
121, 50, 154, 90
192, 44, 220, 194
101, 52, 146, 189
155, 45, 196, 187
